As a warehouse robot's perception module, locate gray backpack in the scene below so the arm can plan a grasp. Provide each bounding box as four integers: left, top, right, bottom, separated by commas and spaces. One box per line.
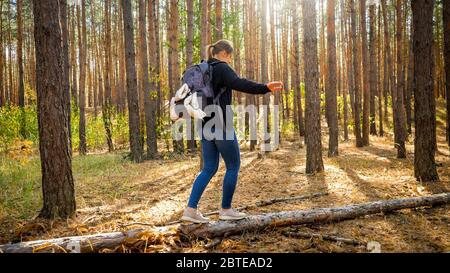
176, 60, 226, 111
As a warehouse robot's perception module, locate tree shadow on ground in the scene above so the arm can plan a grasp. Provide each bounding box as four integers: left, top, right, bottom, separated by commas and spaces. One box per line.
337, 161, 447, 252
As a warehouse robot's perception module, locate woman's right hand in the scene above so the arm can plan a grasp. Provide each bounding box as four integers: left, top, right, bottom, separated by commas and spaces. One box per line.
267, 81, 284, 92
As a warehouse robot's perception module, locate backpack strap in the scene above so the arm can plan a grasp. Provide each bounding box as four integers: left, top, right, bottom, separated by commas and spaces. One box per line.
213, 87, 227, 105
198, 61, 210, 75
208, 61, 227, 105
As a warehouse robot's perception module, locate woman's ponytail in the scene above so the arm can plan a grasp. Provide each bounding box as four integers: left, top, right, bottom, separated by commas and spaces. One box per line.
206, 44, 215, 61
205, 40, 234, 61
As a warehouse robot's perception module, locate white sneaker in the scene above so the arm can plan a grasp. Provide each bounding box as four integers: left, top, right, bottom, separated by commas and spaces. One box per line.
180, 208, 210, 224
219, 209, 247, 221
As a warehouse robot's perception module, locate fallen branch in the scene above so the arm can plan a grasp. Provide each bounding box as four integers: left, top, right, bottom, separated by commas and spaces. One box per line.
120, 192, 328, 228
160, 192, 329, 226
281, 230, 363, 246
178, 193, 450, 239
0, 193, 448, 253
0, 227, 174, 253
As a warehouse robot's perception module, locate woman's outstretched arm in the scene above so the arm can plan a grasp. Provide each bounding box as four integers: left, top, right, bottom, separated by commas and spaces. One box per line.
220, 64, 282, 95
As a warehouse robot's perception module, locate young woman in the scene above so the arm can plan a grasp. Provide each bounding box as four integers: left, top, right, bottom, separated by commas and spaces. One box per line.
181, 40, 283, 223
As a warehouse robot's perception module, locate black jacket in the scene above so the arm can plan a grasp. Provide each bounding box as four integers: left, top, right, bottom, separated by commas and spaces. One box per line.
204, 58, 271, 127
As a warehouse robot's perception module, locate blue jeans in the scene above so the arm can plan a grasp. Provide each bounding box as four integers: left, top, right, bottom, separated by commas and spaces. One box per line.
187, 130, 241, 209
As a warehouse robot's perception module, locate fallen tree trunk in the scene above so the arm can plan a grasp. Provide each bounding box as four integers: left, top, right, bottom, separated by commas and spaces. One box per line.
178, 193, 450, 239
0, 193, 448, 253
0, 226, 177, 253
159, 192, 328, 226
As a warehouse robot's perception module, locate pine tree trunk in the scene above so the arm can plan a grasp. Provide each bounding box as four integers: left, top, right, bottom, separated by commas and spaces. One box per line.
60, 0, 71, 150
70, 6, 78, 109
341, 0, 349, 141
350, 0, 363, 147
116, 3, 125, 114
17, 0, 26, 138
377, 8, 384, 137
326, 0, 339, 157
360, 0, 370, 146
394, 0, 407, 158
369, 4, 378, 136
270, 0, 280, 144
146, 0, 159, 159
215, 0, 223, 41
260, 0, 268, 90
0, 1, 6, 108
291, 20, 299, 131
406, 29, 414, 136
319, 0, 326, 99
103, 0, 114, 152
444, 0, 450, 147
303, 0, 324, 174
412, 0, 439, 182
243, 0, 256, 152
168, 0, 184, 153
28, 23, 36, 96
249, 0, 257, 151
0, 1, 3, 108
381, 0, 393, 131
92, 6, 104, 119
7, 2, 13, 105
260, 0, 271, 149
186, 0, 194, 68
345, 1, 355, 137
139, 0, 157, 159
78, 1, 87, 156
89, 4, 98, 117
122, 0, 143, 163
186, 0, 197, 153
153, 0, 162, 124
137, 5, 145, 153
282, 8, 290, 121
433, 7, 440, 99
201, 0, 209, 60
292, 0, 305, 137
33, 0, 76, 219
232, 0, 242, 105
87, 51, 93, 110
198, 0, 209, 170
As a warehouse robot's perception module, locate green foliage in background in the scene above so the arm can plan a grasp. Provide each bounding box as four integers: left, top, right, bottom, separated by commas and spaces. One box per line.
0, 104, 131, 154
0, 106, 39, 153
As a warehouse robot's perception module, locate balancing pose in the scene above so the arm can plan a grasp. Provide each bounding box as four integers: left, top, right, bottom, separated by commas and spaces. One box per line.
181, 40, 283, 223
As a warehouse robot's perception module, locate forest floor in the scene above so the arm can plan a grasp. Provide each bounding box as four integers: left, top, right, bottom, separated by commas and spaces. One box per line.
0, 105, 449, 253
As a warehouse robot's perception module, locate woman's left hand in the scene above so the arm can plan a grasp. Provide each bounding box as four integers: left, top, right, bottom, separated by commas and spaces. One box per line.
267, 81, 284, 92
